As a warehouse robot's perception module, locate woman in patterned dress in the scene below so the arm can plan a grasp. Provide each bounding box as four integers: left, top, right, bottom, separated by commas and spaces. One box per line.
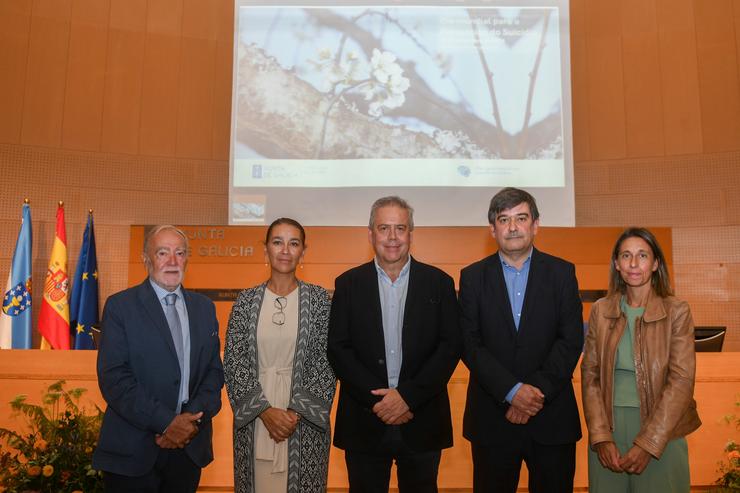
224, 218, 335, 493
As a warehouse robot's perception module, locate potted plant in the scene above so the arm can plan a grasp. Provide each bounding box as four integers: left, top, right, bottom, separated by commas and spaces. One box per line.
714, 396, 740, 492
0, 380, 103, 493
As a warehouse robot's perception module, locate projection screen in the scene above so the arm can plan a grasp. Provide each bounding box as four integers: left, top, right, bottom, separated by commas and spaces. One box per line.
229, 0, 574, 226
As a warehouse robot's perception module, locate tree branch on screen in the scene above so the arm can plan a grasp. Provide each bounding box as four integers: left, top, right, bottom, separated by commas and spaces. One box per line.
303, 8, 560, 160
235, 7, 563, 161
468, 10, 507, 154
237, 43, 482, 159
518, 9, 552, 156
303, 9, 507, 156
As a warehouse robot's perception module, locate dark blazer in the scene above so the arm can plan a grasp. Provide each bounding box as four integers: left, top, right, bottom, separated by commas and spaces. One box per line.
328, 257, 461, 453
93, 280, 224, 476
459, 248, 583, 446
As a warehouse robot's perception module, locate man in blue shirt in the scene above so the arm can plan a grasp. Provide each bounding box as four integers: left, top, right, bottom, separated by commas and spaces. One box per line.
459, 188, 584, 493
329, 196, 461, 493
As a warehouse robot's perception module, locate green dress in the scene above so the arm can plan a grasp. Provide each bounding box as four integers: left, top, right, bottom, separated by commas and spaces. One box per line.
588, 298, 690, 493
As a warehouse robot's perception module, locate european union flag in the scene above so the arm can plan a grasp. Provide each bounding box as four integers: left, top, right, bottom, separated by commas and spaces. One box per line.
0, 202, 32, 349
70, 212, 99, 350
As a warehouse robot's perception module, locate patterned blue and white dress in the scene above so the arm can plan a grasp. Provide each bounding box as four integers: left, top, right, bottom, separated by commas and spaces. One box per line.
224, 281, 336, 493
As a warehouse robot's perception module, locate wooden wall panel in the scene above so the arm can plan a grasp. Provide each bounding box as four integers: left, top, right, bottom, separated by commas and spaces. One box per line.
693, 0, 740, 152
573, 160, 609, 196
20, 0, 72, 147
735, 0, 740, 80
0, 144, 226, 198
61, 0, 109, 151
655, 0, 703, 155
577, 190, 724, 227
174, 0, 220, 159
51, 187, 226, 227
100, 0, 146, 154
138, 0, 183, 156
3, 0, 736, 162
0, 1, 32, 144
569, 0, 590, 162
727, 184, 740, 220
674, 264, 740, 302
621, 0, 665, 157
182, 0, 220, 40
139, 33, 182, 156
146, 0, 183, 35
212, 0, 234, 161
584, 0, 627, 159
673, 226, 740, 264
107, 0, 146, 30
609, 153, 739, 196
176, 37, 216, 158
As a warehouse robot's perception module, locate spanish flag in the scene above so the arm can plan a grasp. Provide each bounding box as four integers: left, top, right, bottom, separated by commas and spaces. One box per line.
39, 202, 70, 350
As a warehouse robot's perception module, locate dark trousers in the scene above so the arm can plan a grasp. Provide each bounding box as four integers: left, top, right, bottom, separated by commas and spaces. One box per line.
345, 426, 442, 493
103, 448, 201, 493
471, 434, 576, 493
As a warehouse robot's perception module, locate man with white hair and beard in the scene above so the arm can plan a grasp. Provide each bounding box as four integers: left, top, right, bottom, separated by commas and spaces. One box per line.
459, 188, 584, 493
94, 225, 224, 492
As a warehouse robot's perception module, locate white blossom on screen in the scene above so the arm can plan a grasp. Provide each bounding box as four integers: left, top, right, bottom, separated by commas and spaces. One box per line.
434, 130, 462, 152
371, 49, 403, 84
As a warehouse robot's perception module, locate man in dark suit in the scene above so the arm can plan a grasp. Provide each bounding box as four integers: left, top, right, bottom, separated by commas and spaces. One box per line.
94, 225, 224, 493
459, 188, 583, 493
328, 196, 460, 493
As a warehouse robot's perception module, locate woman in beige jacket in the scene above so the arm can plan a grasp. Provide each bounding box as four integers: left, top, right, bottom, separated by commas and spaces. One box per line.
582, 227, 700, 493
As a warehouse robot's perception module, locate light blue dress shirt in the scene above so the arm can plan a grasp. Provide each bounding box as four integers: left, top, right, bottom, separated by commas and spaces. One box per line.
500, 251, 532, 403
150, 280, 191, 412
375, 256, 411, 389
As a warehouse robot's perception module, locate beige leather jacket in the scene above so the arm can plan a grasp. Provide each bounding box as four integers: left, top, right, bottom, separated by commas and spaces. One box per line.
581, 290, 701, 458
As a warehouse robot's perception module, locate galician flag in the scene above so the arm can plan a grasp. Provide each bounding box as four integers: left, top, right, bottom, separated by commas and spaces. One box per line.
70, 211, 99, 349
0, 201, 33, 349
39, 202, 70, 350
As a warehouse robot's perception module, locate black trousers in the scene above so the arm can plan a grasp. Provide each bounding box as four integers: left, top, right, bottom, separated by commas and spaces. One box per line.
471, 433, 576, 493
103, 448, 201, 493
345, 426, 442, 493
